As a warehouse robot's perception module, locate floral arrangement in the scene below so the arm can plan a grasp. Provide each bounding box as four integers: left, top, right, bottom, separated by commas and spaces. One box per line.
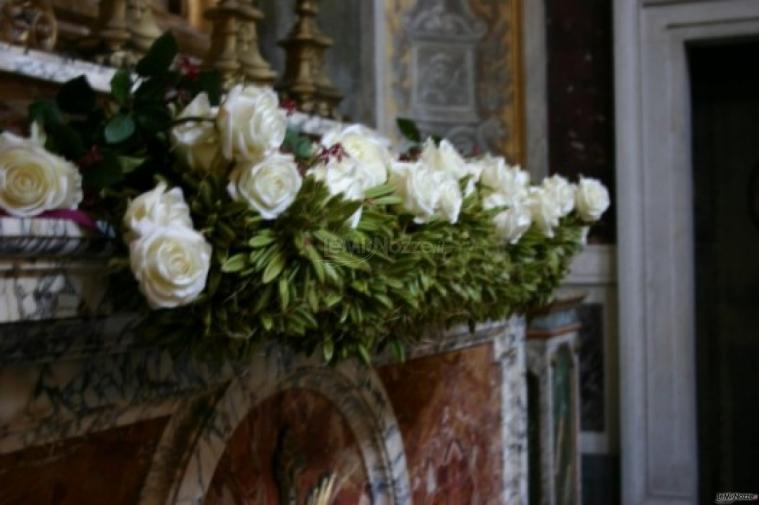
0, 34, 609, 363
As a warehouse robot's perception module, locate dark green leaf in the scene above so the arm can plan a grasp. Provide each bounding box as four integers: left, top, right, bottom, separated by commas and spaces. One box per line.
222, 254, 247, 273
193, 71, 222, 106
110, 69, 132, 106
104, 114, 135, 144
82, 150, 124, 189
357, 344, 372, 365
57, 76, 96, 115
262, 251, 285, 283
249, 235, 276, 248
278, 278, 289, 309
323, 338, 334, 362
28, 100, 63, 127
117, 155, 144, 174
396, 117, 421, 143
136, 32, 178, 77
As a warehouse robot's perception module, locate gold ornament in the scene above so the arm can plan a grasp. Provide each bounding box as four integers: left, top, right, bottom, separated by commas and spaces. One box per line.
0, 0, 58, 51
204, 0, 242, 89
235, 0, 276, 86
277, 0, 342, 118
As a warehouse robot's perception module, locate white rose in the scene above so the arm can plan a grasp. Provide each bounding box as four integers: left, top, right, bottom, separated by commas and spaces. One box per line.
575, 177, 610, 222
129, 226, 212, 309
389, 161, 461, 224
217, 84, 287, 163
171, 93, 224, 172
483, 191, 532, 244
388, 161, 438, 223
309, 156, 375, 229
437, 175, 463, 224
422, 138, 484, 196
310, 155, 378, 201
527, 187, 563, 238
227, 152, 302, 220
320, 124, 390, 188
478, 155, 529, 200
493, 206, 532, 244
123, 182, 193, 243
0, 132, 82, 217
542, 175, 576, 216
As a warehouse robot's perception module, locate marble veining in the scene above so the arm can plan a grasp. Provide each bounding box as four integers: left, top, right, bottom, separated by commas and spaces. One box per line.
0, 218, 529, 504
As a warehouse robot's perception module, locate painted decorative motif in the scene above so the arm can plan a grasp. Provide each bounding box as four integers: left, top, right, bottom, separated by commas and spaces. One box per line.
204, 389, 370, 505
385, 0, 524, 161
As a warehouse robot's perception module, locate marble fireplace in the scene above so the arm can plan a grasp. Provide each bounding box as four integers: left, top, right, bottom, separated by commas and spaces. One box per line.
0, 215, 528, 505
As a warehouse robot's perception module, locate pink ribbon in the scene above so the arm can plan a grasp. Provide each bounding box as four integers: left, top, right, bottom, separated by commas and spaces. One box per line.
0, 209, 100, 231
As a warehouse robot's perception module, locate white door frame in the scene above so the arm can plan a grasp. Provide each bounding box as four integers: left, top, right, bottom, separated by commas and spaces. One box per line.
614, 1, 759, 504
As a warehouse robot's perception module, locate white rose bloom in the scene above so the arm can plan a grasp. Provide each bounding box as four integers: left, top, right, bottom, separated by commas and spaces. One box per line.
171, 93, 224, 172
310, 156, 375, 229
0, 132, 82, 217
388, 161, 438, 223
437, 175, 463, 224
575, 177, 610, 222
542, 174, 576, 217
217, 84, 286, 163
129, 226, 212, 309
528, 186, 563, 238
482, 191, 532, 244
478, 155, 529, 200
389, 161, 461, 224
123, 182, 193, 243
320, 124, 390, 188
492, 206, 532, 244
227, 152, 302, 220
421, 138, 469, 180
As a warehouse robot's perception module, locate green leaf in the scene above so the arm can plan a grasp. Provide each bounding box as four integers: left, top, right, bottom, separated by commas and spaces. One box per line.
82, 150, 123, 188
136, 32, 178, 77
262, 251, 285, 283
363, 184, 397, 200
28, 100, 62, 127
396, 117, 421, 143
193, 71, 222, 106
371, 195, 403, 206
323, 338, 335, 363
304, 244, 325, 282
221, 254, 247, 273
391, 340, 406, 362
104, 114, 135, 144
110, 69, 132, 106
357, 344, 372, 365
249, 234, 276, 248
278, 278, 290, 309
57, 76, 96, 115
117, 155, 144, 174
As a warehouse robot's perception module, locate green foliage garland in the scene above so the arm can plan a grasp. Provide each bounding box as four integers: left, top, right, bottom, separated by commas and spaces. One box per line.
25, 34, 589, 364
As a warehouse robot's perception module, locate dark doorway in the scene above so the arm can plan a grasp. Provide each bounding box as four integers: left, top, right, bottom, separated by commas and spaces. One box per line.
689, 40, 759, 501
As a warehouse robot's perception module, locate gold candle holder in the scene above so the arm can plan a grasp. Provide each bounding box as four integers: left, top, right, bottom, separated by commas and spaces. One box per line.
127, 0, 161, 56
95, 0, 134, 65
235, 0, 277, 86
204, 0, 242, 89
277, 0, 342, 118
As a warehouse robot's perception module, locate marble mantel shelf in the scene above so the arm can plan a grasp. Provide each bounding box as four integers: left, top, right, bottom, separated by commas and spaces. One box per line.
0, 217, 529, 504
0, 42, 343, 137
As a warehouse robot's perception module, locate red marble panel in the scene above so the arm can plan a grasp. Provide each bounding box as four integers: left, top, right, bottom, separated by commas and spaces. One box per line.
0, 417, 168, 505
204, 389, 370, 505
378, 343, 503, 505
